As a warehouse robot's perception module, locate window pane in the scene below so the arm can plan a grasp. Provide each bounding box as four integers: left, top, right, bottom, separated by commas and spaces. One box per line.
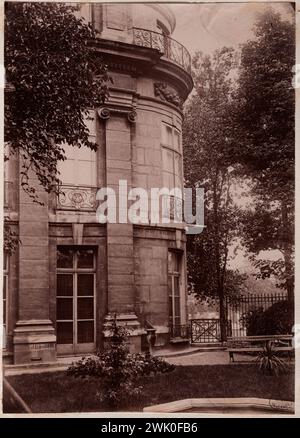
174, 153, 182, 177
174, 130, 181, 151
174, 276, 180, 296
57, 298, 73, 320
162, 148, 174, 173
57, 322, 73, 344
162, 171, 174, 190
162, 124, 172, 146
3, 277, 6, 300
77, 249, 94, 268
3, 253, 7, 271
77, 158, 97, 186
168, 251, 179, 273
57, 274, 73, 296
78, 321, 94, 343
3, 300, 6, 325
78, 274, 94, 296
175, 296, 181, 318
57, 248, 73, 268
77, 298, 94, 319
169, 296, 173, 318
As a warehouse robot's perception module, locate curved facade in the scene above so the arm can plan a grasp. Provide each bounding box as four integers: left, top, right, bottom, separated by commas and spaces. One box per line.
4, 3, 193, 364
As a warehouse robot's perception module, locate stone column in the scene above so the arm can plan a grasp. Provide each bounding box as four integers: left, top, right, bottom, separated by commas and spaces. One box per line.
99, 107, 144, 352
13, 170, 56, 364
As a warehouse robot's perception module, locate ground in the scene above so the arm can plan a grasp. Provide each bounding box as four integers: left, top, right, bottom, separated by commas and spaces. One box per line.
4, 362, 294, 413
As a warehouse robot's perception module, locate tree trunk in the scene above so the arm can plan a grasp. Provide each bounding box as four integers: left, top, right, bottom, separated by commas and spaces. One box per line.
218, 286, 227, 343
281, 201, 294, 302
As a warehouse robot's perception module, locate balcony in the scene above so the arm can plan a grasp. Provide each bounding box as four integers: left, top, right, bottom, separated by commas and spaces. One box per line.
57, 185, 97, 211
132, 27, 192, 75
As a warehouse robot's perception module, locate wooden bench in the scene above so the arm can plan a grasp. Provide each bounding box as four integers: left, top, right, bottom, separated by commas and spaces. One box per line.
227, 335, 294, 362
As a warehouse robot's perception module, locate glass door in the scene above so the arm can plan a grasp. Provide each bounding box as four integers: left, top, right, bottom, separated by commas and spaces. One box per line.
56, 247, 96, 355
168, 251, 181, 338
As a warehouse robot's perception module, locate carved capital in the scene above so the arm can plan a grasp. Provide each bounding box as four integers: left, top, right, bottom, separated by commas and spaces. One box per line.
127, 111, 137, 123
98, 107, 111, 120
98, 106, 137, 123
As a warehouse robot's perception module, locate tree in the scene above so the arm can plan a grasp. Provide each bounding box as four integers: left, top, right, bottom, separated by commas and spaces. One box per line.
5, 2, 110, 200
231, 9, 295, 301
183, 48, 244, 341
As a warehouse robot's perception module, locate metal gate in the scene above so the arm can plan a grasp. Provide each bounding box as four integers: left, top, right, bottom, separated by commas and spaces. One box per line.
190, 319, 221, 344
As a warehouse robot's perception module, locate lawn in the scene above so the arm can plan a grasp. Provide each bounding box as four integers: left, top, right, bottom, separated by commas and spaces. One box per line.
4, 364, 294, 413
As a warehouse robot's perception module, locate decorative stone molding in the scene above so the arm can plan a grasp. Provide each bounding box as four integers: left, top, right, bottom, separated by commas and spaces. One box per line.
98, 107, 110, 120
57, 185, 98, 211
98, 106, 137, 123
154, 82, 184, 108
127, 110, 137, 123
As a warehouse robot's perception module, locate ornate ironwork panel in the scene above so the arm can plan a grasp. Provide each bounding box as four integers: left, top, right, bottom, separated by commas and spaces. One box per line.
57, 185, 98, 211
190, 319, 221, 344
132, 27, 191, 74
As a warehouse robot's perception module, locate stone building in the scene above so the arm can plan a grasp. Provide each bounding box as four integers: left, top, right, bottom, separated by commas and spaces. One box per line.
3, 3, 193, 364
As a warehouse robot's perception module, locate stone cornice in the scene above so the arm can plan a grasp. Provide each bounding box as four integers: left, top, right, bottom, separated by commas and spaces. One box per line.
91, 38, 193, 101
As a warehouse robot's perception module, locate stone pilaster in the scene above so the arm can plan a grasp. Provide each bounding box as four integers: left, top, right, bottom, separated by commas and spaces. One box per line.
100, 104, 144, 352
13, 171, 56, 364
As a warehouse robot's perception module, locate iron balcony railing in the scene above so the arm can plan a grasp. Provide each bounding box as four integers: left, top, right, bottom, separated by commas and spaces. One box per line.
57, 184, 98, 211
132, 27, 192, 74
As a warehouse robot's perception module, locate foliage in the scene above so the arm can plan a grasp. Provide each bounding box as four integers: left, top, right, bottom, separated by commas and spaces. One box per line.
183, 47, 244, 340
241, 300, 294, 336
3, 226, 20, 256
67, 318, 174, 409
231, 9, 295, 299
255, 342, 288, 376
5, 2, 111, 200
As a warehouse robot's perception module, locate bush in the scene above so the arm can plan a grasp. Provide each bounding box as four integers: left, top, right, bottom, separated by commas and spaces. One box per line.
255, 342, 288, 376
241, 300, 294, 336
67, 318, 175, 409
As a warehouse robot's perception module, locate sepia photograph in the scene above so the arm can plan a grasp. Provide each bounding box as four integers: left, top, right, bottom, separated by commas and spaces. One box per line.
1, 0, 297, 417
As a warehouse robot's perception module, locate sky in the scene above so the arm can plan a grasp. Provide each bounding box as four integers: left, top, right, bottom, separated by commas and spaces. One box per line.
170, 2, 294, 56
168, 1, 294, 272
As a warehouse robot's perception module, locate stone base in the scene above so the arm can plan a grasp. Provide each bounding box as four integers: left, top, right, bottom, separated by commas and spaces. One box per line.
13, 320, 56, 364
103, 312, 146, 353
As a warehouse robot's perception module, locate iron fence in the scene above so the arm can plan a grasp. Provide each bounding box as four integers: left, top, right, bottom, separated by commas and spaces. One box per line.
226, 293, 288, 338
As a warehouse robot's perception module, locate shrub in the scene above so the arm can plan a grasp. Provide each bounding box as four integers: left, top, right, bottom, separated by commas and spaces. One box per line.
255, 342, 288, 376
241, 300, 294, 336
67, 318, 175, 409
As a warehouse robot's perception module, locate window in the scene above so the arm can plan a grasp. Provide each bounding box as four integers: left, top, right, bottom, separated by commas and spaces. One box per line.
161, 123, 182, 189
168, 251, 182, 337
57, 112, 97, 187
156, 20, 170, 55
58, 144, 97, 187
161, 124, 183, 220
3, 253, 8, 349
56, 247, 96, 354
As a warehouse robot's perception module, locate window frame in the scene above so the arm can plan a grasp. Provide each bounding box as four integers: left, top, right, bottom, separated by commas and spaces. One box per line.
56, 247, 96, 350
168, 251, 182, 333
3, 253, 9, 350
